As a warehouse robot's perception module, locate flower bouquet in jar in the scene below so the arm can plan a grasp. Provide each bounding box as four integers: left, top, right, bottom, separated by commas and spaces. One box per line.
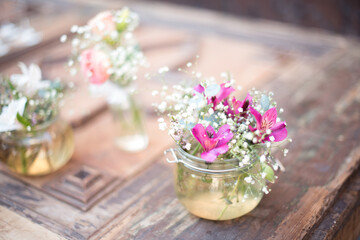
63, 8, 148, 152
0, 63, 74, 176
154, 69, 291, 220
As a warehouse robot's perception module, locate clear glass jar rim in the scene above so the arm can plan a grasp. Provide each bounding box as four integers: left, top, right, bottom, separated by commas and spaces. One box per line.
11, 116, 58, 134
177, 146, 241, 164
174, 146, 256, 173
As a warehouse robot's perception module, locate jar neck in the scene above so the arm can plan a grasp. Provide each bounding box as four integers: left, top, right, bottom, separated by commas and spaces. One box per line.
1, 117, 59, 141
175, 146, 255, 174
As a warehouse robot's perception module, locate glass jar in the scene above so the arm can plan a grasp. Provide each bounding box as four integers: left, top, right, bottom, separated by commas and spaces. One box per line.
165, 147, 265, 220
0, 118, 74, 176
108, 90, 148, 152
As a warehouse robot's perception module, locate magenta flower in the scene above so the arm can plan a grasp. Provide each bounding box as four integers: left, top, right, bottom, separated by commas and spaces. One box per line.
191, 123, 233, 162
194, 83, 235, 109
193, 84, 205, 94
226, 93, 253, 117
209, 83, 234, 108
249, 107, 287, 142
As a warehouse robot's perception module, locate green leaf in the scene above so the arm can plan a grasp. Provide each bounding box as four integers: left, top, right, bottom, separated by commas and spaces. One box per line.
16, 113, 31, 128
262, 163, 275, 183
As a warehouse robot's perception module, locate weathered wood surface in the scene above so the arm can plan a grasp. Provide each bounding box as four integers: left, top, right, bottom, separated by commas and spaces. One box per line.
0, 1, 360, 240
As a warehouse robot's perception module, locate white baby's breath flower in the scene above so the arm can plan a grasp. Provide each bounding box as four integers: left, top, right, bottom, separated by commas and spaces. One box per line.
184, 143, 191, 150
242, 155, 250, 165
158, 101, 167, 113
269, 136, 275, 142
60, 34, 67, 43
260, 155, 266, 163
159, 122, 167, 131
283, 148, 289, 156
158, 66, 169, 74
244, 176, 252, 183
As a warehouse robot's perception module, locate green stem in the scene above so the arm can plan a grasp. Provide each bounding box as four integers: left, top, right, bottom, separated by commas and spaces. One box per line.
191, 143, 201, 155
20, 147, 27, 174
217, 174, 242, 220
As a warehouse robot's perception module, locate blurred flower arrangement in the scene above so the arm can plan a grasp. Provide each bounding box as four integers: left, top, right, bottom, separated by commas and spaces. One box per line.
155, 67, 291, 220
0, 63, 64, 131
0, 63, 74, 176
62, 8, 148, 152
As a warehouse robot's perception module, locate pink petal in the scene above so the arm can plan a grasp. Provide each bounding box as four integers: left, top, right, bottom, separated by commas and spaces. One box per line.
248, 125, 257, 132
201, 144, 229, 162
270, 124, 288, 142
271, 122, 286, 132
201, 151, 217, 163
262, 108, 277, 128
194, 84, 205, 94
216, 124, 230, 137
216, 125, 233, 146
205, 124, 216, 136
250, 107, 262, 129
191, 124, 207, 150
203, 137, 219, 151
244, 93, 253, 104
216, 83, 235, 102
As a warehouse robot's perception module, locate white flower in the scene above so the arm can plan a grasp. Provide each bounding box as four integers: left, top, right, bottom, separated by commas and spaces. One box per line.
159, 122, 167, 131
269, 136, 275, 142
260, 155, 266, 163
158, 66, 169, 74
0, 97, 27, 132
244, 176, 252, 183
60, 34, 67, 43
242, 155, 250, 165
10, 63, 50, 97
184, 143, 191, 150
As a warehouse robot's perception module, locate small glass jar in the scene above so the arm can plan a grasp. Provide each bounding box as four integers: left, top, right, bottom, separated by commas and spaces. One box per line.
165, 147, 265, 220
108, 90, 148, 152
0, 118, 74, 176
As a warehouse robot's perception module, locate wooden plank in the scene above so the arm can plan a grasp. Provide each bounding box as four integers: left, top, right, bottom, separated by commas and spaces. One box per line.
0, 206, 65, 240
308, 167, 360, 239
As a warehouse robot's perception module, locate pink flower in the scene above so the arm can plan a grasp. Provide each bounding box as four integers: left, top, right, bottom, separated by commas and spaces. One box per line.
88, 11, 116, 36
249, 107, 287, 142
226, 93, 252, 117
80, 49, 111, 84
193, 84, 205, 94
191, 123, 233, 162
194, 83, 235, 109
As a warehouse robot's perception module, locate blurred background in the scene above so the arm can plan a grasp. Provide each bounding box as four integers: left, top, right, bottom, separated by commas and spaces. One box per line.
1, 0, 359, 36
146, 0, 360, 36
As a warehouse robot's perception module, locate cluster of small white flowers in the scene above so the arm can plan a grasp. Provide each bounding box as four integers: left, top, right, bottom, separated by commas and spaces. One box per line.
108, 45, 146, 86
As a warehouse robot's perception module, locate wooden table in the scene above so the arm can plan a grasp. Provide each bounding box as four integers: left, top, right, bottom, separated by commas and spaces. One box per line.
0, 1, 359, 239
